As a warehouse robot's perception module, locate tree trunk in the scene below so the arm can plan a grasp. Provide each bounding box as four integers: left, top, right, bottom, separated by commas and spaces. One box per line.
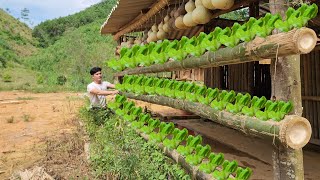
269, 0, 305, 179
114, 28, 317, 77
123, 92, 311, 150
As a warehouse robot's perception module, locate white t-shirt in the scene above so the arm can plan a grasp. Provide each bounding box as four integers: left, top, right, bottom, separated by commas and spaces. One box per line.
87, 81, 111, 107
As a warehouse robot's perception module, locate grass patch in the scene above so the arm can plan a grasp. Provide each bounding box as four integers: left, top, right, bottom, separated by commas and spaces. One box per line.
79, 107, 191, 179
22, 114, 30, 122
16, 96, 36, 100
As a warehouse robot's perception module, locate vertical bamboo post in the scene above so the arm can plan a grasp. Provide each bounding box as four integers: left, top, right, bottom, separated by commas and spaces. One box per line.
269, 0, 305, 179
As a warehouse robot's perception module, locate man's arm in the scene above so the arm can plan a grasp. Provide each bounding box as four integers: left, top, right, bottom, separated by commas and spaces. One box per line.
107, 83, 116, 89
90, 88, 119, 96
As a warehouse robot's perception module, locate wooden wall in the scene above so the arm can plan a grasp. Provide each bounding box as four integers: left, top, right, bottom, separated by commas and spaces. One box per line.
204, 62, 271, 98
301, 46, 320, 145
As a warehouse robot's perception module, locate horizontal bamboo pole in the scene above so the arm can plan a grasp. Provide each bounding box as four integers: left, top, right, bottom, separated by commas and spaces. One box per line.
114, 28, 317, 76
123, 92, 312, 150
138, 132, 215, 180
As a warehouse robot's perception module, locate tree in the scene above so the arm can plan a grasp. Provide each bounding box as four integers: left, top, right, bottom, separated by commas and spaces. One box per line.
20, 8, 30, 22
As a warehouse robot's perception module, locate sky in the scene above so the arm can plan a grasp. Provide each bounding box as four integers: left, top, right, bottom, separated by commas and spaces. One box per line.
0, 0, 101, 27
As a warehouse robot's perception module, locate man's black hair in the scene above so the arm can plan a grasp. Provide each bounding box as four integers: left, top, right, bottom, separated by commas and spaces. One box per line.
90, 67, 101, 75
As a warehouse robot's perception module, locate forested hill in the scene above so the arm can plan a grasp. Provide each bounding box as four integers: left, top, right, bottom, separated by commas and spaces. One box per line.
0, 9, 38, 68
23, 0, 118, 91
32, 0, 116, 48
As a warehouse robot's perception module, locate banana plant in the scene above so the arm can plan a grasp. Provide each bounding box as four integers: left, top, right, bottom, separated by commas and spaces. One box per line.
185, 144, 211, 166
199, 153, 225, 174
176, 135, 202, 157
212, 160, 238, 180
163, 128, 189, 150
149, 122, 175, 143
140, 118, 161, 134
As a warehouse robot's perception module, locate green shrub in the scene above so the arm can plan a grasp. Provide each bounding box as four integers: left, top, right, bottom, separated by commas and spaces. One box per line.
2, 73, 12, 82
56, 75, 67, 85
36, 74, 45, 84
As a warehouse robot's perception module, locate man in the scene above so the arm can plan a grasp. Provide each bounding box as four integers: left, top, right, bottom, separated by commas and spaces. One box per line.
87, 67, 119, 108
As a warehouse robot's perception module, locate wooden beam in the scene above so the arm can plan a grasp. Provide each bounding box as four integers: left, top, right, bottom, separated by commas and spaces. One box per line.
302, 96, 320, 102
114, 28, 317, 77
113, 0, 172, 40
122, 92, 312, 150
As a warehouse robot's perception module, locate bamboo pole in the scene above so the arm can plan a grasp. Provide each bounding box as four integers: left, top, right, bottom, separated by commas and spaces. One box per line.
122, 92, 312, 150
269, 1, 306, 179
114, 28, 317, 76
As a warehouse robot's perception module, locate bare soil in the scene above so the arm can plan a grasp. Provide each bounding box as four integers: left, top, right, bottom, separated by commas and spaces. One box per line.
0, 91, 88, 179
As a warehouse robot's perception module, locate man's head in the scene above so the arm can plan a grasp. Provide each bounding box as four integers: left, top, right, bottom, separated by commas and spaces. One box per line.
90, 67, 102, 83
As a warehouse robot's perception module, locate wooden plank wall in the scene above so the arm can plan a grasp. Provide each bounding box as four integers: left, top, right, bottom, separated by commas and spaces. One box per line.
301, 47, 320, 145
204, 62, 271, 98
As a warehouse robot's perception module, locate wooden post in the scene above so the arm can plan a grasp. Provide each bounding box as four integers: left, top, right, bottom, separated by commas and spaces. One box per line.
269, 0, 305, 179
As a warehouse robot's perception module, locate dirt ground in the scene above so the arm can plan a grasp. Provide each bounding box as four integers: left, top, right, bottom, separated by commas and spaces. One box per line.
0, 91, 87, 179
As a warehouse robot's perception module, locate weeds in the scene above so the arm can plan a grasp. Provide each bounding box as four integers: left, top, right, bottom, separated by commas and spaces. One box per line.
2, 73, 12, 82
79, 106, 191, 179
22, 114, 30, 122
6, 116, 14, 123
16, 96, 35, 101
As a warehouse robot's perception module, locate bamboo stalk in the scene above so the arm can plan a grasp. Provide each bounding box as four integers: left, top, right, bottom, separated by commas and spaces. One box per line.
114, 28, 317, 76
123, 92, 312, 150
269, 1, 306, 179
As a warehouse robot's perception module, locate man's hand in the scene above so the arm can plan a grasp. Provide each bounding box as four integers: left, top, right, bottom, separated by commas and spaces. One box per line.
112, 90, 119, 95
